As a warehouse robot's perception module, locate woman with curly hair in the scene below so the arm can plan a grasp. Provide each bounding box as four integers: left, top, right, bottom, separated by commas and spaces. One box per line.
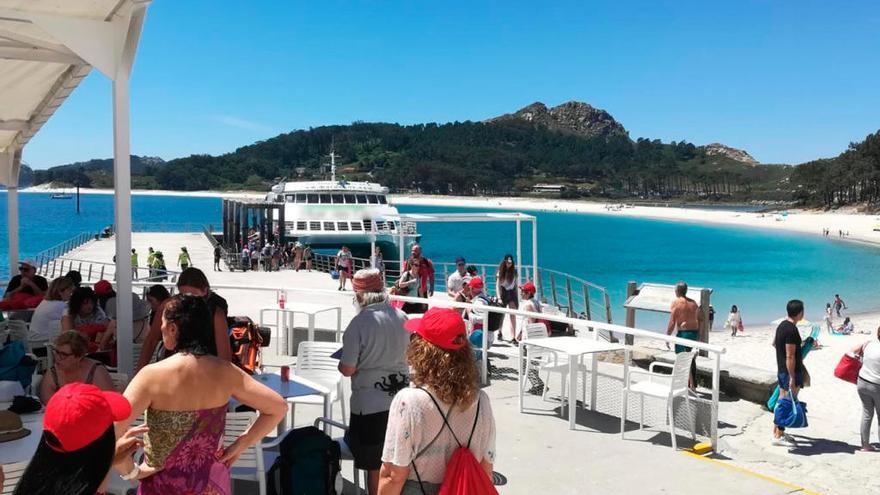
495, 254, 518, 340
379, 307, 497, 495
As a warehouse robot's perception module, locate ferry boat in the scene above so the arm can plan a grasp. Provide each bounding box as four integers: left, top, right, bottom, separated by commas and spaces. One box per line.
50, 192, 73, 199
265, 151, 419, 258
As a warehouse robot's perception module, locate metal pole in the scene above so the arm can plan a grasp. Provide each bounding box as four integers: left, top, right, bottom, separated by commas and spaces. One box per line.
565, 277, 574, 317
711, 352, 721, 450
531, 218, 539, 290
604, 290, 613, 324
4, 149, 20, 275
113, 70, 134, 376
624, 281, 637, 346
550, 273, 558, 307
516, 218, 522, 284
583, 284, 591, 320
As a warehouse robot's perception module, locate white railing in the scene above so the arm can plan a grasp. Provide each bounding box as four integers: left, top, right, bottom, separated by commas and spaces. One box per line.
38, 257, 182, 283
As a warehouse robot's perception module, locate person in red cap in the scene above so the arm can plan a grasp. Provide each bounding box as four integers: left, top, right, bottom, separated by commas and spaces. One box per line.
379, 308, 497, 493
12, 383, 147, 495
516, 281, 545, 341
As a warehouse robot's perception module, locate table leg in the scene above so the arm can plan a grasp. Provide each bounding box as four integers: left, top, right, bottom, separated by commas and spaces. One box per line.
308, 314, 315, 343
569, 354, 577, 430
322, 393, 331, 434
590, 352, 599, 411
287, 312, 295, 356
336, 308, 342, 342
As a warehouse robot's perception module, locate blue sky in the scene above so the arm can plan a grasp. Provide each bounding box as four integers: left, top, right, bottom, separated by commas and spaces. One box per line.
22, 0, 880, 169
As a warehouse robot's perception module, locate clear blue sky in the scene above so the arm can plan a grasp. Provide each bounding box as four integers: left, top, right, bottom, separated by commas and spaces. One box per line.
23, 0, 880, 169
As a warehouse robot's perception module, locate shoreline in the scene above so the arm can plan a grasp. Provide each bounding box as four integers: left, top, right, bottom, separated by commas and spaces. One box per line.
16, 186, 880, 249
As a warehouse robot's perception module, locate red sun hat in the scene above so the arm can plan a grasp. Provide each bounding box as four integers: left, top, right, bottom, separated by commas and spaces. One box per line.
467, 277, 484, 289
521, 281, 536, 293
93, 280, 113, 297
404, 307, 467, 351
43, 383, 131, 453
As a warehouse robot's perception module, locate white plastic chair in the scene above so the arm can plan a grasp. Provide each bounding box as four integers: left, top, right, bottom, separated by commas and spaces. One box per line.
225, 411, 267, 495
2, 319, 29, 349
1, 460, 28, 494
521, 323, 587, 414
621, 350, 697, 450
289, 341, 346, 427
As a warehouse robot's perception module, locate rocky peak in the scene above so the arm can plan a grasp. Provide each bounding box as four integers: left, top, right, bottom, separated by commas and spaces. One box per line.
489, 101, 629, 139
702, 143, 759, 166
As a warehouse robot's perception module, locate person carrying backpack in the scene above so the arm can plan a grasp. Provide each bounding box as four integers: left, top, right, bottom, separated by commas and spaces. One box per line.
379, 307, 498, 495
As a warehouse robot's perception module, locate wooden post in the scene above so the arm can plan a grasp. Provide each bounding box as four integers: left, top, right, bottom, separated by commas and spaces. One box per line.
699, 288, 711, 356
624, 281, 637, 346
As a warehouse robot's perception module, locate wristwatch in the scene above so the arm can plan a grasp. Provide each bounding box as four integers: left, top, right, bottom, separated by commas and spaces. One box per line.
120, 465, 140, 481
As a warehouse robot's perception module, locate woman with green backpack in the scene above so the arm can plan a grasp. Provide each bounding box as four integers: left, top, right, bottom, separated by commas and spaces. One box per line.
379, 307, 498, 494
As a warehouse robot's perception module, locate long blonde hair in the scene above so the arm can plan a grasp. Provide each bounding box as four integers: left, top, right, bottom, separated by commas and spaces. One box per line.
45, 276, 74, 301
406, 335, 479, 410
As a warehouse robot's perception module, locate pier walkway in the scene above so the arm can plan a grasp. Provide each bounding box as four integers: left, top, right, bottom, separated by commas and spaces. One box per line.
47, 232, 817, 494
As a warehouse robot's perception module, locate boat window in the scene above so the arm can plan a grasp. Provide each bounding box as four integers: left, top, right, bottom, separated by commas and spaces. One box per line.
296, 194, 307, 203
350, 221, 362, 231
363, 219, 373, 231
331, 194, 344, 204
309, 221, 321, 231
337, 222, 349, 231
388, 221, 396, 231
356, 194, 367, 204
307, 194, 319, 204
319, 194, 331, 204
378, 195, 388, 204
296, 221, 307, 231
367, 195, 379, 204
323, 221, 336, 231
344, 195, 356, 204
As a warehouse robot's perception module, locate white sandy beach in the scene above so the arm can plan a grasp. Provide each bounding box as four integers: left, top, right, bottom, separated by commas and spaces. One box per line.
23, 185, 880, 248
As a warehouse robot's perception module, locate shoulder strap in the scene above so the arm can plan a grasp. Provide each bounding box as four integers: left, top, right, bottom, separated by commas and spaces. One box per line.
49, 366, 59, 388
409, 387, 460, 495
86, 361, 99, 384
466, 395, 482, 449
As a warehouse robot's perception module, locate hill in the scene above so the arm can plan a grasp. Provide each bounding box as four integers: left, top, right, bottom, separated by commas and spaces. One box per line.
32, 155, 165, 189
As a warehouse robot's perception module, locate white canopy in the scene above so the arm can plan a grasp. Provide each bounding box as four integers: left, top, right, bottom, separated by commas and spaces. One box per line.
1, 0, 151, 375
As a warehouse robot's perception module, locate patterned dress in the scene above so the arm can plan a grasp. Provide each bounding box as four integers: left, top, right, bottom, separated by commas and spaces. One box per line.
138, 405, 230, 495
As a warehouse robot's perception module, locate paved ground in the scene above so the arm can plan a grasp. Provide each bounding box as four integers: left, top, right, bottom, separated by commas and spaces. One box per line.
60, 233, 821, 495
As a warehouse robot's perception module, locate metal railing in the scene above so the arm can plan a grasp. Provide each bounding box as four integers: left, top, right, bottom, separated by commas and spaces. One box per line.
38, 257, 182, 284
30, 231, 96, 271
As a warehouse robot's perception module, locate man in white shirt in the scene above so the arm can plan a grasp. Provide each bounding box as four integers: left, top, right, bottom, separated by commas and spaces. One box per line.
446, 257, 468, 300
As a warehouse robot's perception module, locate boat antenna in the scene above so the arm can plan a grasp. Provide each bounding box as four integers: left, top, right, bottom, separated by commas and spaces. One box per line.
329, 142, 337, 183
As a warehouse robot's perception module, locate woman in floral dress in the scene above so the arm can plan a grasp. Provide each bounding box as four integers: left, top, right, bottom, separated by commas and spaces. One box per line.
115, 294, 287, 494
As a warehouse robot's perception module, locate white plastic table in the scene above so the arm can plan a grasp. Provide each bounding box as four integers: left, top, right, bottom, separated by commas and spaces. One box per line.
519, 336, 626, 430
260, 303, 342, 355
0, 406, 43, 465
252, 372, 332, 433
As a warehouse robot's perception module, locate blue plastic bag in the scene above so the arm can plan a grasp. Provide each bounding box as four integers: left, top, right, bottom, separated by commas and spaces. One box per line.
774, 396, 808, 428
330, 270, 340, 280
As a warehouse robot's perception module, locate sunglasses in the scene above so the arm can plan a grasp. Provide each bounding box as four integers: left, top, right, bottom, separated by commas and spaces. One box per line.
52, 348, 76, 359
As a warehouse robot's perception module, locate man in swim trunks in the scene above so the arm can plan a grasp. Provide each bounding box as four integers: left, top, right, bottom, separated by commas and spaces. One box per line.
667, 281, 702, 386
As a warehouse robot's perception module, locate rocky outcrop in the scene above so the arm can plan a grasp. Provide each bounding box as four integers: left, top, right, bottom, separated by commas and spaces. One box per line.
488, 101, 629, 139
702, 143, 759, 166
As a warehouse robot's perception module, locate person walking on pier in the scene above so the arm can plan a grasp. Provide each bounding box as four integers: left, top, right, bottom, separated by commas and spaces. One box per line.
834, 294, 847, 317
213, 245, 222, 271
496, 254, 519, 340
293, 241, 304, 271
404, 244, 435, 297
303, 244, 313, 272
772, 299, 806, 448
178, 246, 191, 271
131, 249, 139, 279
337, 245, 353, 290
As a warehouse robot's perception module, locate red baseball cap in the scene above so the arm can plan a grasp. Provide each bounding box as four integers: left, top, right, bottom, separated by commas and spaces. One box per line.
521, 281, 536, 293
43, 383, 131, 453
467, 277, 484, 289
404, 307, 467, 350
93, 280, 113, 296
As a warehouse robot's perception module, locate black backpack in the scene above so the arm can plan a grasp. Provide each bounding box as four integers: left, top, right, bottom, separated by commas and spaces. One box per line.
267, 426, 342, 495
476, 294, 505, 332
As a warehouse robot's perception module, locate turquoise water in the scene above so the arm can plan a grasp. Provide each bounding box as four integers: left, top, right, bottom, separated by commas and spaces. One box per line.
2, 191, 879, 330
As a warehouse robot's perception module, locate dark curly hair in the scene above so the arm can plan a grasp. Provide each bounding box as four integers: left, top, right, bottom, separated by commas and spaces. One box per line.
407, 335, 479, 410
162, 294, 213, 356
67, 287, 97, 317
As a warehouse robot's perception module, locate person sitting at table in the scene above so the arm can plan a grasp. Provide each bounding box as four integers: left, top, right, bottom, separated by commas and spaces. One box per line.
115, 294, 286, 493
3, 260, 48, 300
135, 267, 232, 373
13, 382, 147, 495
39, 331, 114, 404
93, 279, 116, 313
28, 276, 75, 356
145, 284, 171, 325
61, 286, 117, 353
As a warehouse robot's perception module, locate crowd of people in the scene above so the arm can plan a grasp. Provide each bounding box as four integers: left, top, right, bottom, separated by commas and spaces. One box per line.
240, 240, 314, 272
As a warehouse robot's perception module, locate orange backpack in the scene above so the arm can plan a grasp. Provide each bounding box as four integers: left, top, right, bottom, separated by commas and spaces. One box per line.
412, 389, 498, 495
229, 319, 264, 374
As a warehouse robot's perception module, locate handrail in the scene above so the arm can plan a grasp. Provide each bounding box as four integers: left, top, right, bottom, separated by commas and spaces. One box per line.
30, 231, 96, 272
38, 257, 182, 283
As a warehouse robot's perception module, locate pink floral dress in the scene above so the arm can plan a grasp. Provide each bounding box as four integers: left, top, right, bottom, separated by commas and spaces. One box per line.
138, 405, 230, 495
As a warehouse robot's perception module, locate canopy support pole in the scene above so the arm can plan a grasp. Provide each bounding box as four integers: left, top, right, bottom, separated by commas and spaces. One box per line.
112, 71, 133, 375
516, 218, 522, 283
531, 218, 539, 291
2, 149, 21, 277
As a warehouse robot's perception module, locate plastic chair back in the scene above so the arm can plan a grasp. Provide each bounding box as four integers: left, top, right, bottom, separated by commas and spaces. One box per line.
1, 461, 29, 494
295, 341, 343, 375
670, 351, 696, 393
523, 323, 551, 361
225, 411, 259, 469
109, 372, 129, 393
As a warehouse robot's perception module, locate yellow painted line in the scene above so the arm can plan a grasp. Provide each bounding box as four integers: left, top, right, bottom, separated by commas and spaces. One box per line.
681, 451, 823, 495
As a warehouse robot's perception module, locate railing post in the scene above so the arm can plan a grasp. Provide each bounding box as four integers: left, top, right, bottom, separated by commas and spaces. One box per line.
78, 262, 82, 274
52, 259, 57, 277
88, 264, 93, 281
583, 284, 591, 320
549, 273, 558, 307
100, 266, 105, 280
604, 290, 613, 324
565, 277, 574, 317
537, 269, 545, 302
711, 352, 721, 450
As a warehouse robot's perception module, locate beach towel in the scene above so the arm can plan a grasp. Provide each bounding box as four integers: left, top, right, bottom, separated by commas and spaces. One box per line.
767, 335, 816, 412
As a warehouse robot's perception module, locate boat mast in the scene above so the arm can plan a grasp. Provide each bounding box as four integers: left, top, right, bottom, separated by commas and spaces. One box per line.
329, 146, 337, 183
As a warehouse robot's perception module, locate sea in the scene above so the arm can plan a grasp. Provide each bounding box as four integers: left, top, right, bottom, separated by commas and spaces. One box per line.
2, 191, 879, 331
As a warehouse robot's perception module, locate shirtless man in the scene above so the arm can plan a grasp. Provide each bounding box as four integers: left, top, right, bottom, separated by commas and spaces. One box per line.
667, 281, 702, 386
